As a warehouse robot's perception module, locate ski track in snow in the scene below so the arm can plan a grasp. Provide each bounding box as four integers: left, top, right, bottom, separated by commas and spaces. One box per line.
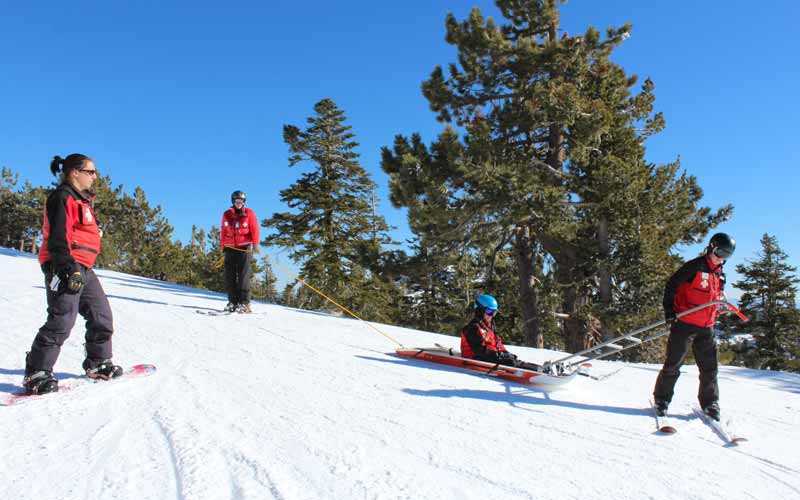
1, 248, 799, 500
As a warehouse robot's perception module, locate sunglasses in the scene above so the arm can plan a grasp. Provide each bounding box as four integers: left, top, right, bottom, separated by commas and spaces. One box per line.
78, 168, 98, 177
484, 308, 497, 316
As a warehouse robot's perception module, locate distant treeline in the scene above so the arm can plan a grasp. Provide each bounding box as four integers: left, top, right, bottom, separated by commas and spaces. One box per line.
0, 165, 279, 303
2, 2, 797, 370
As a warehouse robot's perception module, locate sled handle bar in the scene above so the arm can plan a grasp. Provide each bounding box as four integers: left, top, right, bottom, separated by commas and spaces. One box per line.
547, 300, 748, 369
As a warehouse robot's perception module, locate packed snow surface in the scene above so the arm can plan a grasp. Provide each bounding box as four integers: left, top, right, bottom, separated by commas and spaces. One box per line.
1, 248, 798, 500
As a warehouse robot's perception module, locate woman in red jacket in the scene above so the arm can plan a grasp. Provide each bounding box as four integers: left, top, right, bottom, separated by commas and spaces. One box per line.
220, 190, 260, 313
24, 154, 122, 395
653, 232, 735, 421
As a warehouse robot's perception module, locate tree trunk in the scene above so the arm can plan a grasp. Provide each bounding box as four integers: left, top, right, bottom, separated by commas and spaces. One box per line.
539, 233, 593, 353
558, 264, 593, 353
514, 225, 542, 348
597, 216, 612, 340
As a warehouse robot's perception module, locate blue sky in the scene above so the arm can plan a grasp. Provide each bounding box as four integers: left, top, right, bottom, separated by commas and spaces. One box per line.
2, 1, 798, 296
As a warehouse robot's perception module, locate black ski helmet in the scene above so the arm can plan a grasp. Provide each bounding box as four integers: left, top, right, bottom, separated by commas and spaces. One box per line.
707, 232, 735, 259
231, 190, 246, 204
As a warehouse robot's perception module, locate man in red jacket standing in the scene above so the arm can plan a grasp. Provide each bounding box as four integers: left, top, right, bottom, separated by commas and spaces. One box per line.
653, 232, 736, 421
220, 190, 260, 313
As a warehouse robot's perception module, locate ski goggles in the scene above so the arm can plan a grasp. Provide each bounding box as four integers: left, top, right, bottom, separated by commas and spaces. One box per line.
713, 247, 733, 259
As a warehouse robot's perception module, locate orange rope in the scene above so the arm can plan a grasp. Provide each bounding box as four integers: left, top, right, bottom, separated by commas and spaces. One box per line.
267, 254, 403, 347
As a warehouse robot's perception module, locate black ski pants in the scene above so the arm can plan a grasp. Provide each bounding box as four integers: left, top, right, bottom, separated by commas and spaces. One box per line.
28, 264, 114, 372
224, 247, 252, 304
653, 320, 719, 408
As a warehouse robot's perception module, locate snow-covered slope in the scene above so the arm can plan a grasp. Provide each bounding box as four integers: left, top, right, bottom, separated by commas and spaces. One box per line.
1, 248, 798, 500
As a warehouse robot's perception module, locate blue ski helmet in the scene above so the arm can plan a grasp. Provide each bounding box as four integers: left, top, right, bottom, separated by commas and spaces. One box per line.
474, 294, 499, 313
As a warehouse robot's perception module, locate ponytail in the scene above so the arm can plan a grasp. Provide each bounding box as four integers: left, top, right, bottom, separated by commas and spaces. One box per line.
49, 153, 92, 179
49, 156, 64, 176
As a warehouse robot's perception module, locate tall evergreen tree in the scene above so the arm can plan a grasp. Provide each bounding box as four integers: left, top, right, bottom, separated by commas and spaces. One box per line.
383, 1, 729, 352
263, 99, 393, 318
731, 234, 800, 371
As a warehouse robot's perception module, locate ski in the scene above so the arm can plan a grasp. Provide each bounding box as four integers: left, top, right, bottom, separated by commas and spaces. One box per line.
692, 406, 747, 446
578, 366, 623, 381
194, 309, 258, 316
650, 399, 677, 434
1, 364, 157, 407
195, 309, 235, 316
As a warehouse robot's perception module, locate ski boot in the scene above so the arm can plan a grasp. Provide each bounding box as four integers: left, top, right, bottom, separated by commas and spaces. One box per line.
236, 302, 252, 314
84, 359, 123, 380
702, 401, 721, 421
654, 398, 669, 417
23, 370, 59, 395
224, 302, 237, 313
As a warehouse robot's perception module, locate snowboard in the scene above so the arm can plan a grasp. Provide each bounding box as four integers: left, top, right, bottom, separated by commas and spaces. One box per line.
1, 364, 157, 406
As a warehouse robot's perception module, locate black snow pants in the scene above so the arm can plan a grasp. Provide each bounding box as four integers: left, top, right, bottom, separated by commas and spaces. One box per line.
224, 247, 252, 304
27, 264, 114, 372
653, 320, 719, 408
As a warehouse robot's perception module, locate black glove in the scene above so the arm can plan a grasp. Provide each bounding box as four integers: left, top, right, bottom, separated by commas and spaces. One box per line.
665, 312, 676, 327
482, 350, 501, 363
57, 265, 84, 294
498, 350, 517, 364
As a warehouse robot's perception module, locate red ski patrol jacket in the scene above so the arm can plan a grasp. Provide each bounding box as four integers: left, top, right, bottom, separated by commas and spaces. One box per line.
220, 207, 260, 249
664, 255, 725, 328
39, 183, 102, 270
460, 317, 508, 361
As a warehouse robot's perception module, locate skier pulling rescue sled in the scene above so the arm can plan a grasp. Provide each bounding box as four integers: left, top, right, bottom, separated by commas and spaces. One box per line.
654, 232, 739, 422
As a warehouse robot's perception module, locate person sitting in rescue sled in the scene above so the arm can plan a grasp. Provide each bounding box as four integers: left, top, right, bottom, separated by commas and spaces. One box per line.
460, 294, 541, 372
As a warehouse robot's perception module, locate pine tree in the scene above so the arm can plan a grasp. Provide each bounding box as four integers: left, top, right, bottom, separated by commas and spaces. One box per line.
15, 182, 48, 253
731, 234, 800, 371
250, 256, 281, 304
263, 99, 393, 318
199, 226, 227, 293
384, 1, 729, 353
0, 167, 25, 249
91, 174, 127, 270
